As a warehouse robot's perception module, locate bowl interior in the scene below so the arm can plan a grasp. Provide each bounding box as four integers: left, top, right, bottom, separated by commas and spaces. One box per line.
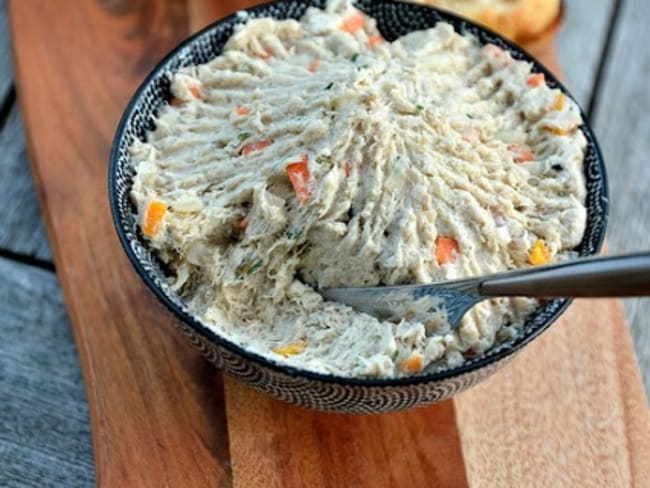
108, 0, 608, 388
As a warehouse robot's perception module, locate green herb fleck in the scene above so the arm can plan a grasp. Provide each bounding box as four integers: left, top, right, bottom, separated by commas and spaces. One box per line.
249, 259, 262, 273
237, 132, 252, 142
286, 228, 303, 240
315, 155, 330, 165
236, 257, 263, 277
391, 350, 399, 361
466, 113, 474, 119
350, 53, 359, 62
415, 104, 424, 112
325, 82, 334, 90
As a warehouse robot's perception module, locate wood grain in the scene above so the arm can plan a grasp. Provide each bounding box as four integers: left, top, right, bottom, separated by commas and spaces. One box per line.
9, 1, 232, 486
456, 299, 650, 487
226, 378, 468, 488
0, 0, 12, 103
0, 105, 52, 261
590, 0, 650, 399
556, 0, 616, 109
0, 256, 93, 487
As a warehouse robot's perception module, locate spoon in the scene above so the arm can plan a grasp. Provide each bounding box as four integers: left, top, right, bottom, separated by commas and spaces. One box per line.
321, 253, 650, 330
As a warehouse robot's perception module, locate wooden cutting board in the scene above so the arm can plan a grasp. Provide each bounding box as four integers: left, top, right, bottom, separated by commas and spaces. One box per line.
8, 1, 650, 486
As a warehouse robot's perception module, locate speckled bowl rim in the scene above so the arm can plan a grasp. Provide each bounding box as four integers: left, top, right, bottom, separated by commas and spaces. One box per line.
108, 0, 608, 389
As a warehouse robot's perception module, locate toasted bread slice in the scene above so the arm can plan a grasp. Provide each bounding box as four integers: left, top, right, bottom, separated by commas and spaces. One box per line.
420, 0, 561, 44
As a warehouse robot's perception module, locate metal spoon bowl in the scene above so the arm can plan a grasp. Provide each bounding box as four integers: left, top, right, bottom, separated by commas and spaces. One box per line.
322, 253, 650, 330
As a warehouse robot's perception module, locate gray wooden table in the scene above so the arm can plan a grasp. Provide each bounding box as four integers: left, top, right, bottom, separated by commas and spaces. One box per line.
0, 0, 648, 485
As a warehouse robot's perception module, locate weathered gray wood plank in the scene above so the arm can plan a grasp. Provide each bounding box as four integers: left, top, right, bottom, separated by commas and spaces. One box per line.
1, 0, 51, 262
591, 0, 650, 397
0, 105, 52, 261
556, 0, 616, 110
0, 0, 11, 104
0, 257, 94, 487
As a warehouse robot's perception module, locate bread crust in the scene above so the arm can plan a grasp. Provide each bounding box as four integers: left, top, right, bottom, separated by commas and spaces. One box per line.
421, 0, 561, 43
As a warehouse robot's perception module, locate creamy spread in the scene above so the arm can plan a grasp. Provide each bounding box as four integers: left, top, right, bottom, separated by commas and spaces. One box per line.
130, 0, 587, 377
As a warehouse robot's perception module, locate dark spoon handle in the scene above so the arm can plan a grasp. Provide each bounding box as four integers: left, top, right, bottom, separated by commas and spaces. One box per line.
480, 252, 650, 298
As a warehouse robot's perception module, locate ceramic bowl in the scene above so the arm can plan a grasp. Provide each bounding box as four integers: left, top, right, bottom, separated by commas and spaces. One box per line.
109, 0, 608, 414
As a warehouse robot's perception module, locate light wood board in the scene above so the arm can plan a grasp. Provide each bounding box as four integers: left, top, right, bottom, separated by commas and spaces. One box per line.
456, 299, 650, 487
225, 378, 467, 488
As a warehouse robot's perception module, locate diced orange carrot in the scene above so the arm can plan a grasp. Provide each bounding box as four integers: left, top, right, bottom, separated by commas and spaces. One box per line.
234, 216, 249, 231
485, 43, 503, 58
308, 59, 320, 73
529, 239, 551, 266
241, 139, 273, 156
527, 73, 545, 87
286, 154, 311, 204
340, 12, 365, 33
170, 97, 182, 107
142, 200, 167, 237
189, 85, 202, 99
552, 93, 566, 111
400, 353, 423, 373
435, 236, 460, 265
508, 143, 534, 163
368, 33, 384, 48
236, 107, 251, 116
461, 128, 480, 143
344, 161, 352, 177
254, 48, 273, 60
273, 340, 307, 357
484, 44, 510, 67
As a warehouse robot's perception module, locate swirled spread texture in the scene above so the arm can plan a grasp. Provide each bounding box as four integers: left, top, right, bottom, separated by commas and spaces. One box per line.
130, 0, 587, 377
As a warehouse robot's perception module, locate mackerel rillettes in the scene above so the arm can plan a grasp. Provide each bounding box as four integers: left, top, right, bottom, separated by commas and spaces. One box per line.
130, 0, 587, 377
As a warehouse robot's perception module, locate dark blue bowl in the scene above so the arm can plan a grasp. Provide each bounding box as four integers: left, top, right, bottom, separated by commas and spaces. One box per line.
108, 0, 608, 413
